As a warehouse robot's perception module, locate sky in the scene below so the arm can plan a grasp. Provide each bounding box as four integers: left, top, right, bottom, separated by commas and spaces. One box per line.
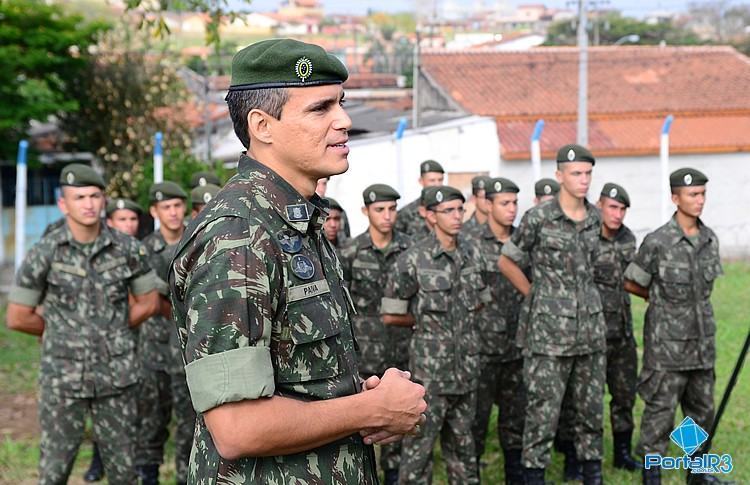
231, 0, 709, 18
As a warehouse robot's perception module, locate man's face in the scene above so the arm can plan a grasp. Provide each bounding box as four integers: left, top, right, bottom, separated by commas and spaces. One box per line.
58, 186, 105, 227
315, 178, 329, 197
487, 193, 518, 227
323, 208, 342, 242
150, 198, 185, 232
474, 189, 488, 215
363, 201, 398, 234
107, 209, 140, 237
419, 171, 444, 188
556, 162, 592, 199
672, 186, 706, 218
426, 198, 464, 236
268, 84, 351, 180
597, 197, 627, 232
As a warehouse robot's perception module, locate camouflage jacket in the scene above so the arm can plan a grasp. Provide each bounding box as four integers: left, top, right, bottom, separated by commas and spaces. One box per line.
9, 223, 156, 398
624, 215, 722, 371
501, 198, 606, 356
394, 197, 422, 237
169, 154, 377, 484
381, 233, 490, 395
140, 229, 180, 372
594, 224, 636, 340
462, 213, 485, 238
339, 230, 412, 377
474, 225, 525, 361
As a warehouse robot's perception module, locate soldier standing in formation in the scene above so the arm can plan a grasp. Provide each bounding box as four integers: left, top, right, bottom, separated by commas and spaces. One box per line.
317, 176, 351, 240
534, 178, 560, 205
322, 197, 346, 249
138, 182, 195, 485
339, 183, 412, 485
190, 183, 221, 219
470, 177, 527, 484
594, 183, 641, 471
7, 164, 160, 484
106, 198, 143, 238
169, 38, 426, 484
394, 160, 445, 237
499, 145, 606, 484
463, 175, 491, 237
624, 168, 723, 485
383, 186, 490, 485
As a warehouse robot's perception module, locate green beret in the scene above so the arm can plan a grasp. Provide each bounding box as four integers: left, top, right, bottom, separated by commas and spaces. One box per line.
190, 171, 221, 189
471, 175, 491, 192
556, 144, 595, 165
600, 182, 630, 207
420, 159, 444, 175
424, 185, 465, 209
420, 186, 437, 206
149, 181, 187, 204
324, 197, 343, 212
534, 178, 560, 197
228, 39, 348, 92
191, 183, 220, 206
670, 167, 709, 188
363, 184, 400, 205
485, 177, 520, 196
59, 163, 105, 190
106, 198, 142, 217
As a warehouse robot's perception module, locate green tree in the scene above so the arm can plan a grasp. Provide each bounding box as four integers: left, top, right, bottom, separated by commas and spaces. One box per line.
0, 0, 108, 159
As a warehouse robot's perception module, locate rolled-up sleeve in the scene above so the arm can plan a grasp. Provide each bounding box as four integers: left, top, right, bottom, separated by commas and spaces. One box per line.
502, 211, 535, 266
8, 242, 50, 307
180, 222, 277, 413
625, 235, 657, 288
381, 251, 416, 315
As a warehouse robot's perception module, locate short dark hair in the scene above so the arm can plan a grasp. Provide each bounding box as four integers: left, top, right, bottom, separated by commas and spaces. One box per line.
226, 88, 290, 149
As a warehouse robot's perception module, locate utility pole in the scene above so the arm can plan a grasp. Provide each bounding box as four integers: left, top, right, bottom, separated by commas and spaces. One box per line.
577, 0, 589, 146
412, 29, 421, 129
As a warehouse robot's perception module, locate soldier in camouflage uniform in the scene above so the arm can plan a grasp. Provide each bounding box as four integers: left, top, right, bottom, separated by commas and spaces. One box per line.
168, 39, 427, 484
190, 171, 222, 189
624, 168, 723, 485
316, 176, 351, 240
190, 183, 221, 219
6, 163, 159, 485
394, 160, 445, 237
499, 145, 606, 485
470, 178, 527, 484
322, 197, 347, 249
463, 175, 491, 237
594, 183, 641, 471
533, 178, 559, 205
383, 186, 490, 485
339, 184, 412, 485
138, 181, 196, 485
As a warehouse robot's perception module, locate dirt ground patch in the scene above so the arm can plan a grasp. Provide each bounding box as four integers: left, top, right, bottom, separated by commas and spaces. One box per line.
0, 392, 39, 441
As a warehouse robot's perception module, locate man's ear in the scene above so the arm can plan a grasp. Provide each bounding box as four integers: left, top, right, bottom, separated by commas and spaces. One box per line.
57, 196, 68, 216
149, 205, 158, 220
248, 109, 274, 145
425, 210, 437, 226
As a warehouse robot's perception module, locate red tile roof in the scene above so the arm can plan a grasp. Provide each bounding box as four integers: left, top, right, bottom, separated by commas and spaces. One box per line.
420, 46, 750, 158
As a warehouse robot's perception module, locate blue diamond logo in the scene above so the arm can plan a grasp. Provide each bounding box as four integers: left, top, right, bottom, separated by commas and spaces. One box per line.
670, 416, 709, 456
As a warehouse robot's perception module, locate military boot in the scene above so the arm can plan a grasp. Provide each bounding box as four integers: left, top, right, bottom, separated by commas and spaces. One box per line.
523, 467, 547, 485
137, 464, 159, 485
613, 430, 642, 471
503, 449, 524, 485
581, 460, 603, 485
83, 442, 104, 482
643, 466, 661, 485
558, 440, 583, 481
384, 469, 399, 485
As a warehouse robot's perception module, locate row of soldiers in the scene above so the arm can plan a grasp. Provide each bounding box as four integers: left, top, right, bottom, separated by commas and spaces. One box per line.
320, 145, 722, 485
6, 163, 223, 484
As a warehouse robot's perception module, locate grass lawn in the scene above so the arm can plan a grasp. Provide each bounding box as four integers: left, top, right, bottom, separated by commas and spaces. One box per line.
0, 263, 748, 483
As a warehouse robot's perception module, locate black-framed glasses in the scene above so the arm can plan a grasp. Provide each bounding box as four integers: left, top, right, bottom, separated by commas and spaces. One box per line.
430, 207, 466, 216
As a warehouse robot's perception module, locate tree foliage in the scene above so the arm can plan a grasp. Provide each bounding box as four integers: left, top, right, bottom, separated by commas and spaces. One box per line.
0, 0, 109, 159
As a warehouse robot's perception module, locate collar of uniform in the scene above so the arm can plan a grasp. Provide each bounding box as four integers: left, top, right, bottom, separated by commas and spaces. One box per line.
600, 223, 629, 242
56, 220, 114, 250
356, 231, 409, 252
666, 213, 712, 247
149, 229, 167, 252
238, 154, 326, 233
481, 223, 515, 241
548, 197, 600, 229
426, 232, 456, 259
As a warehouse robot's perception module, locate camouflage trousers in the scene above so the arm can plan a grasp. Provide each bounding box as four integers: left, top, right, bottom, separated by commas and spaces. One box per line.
399, 386, 479, 485
606, 337, 637, 433
636, 368, 714, 456
38, 386, 137, 485
522, 352, 605, 468
472, 355, 525, 458
137, 367, 195, 482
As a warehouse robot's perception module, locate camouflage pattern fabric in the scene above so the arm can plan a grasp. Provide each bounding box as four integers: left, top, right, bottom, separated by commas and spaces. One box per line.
169, 154, 377, 484
523, 352, 606, 468
338, 208, 351, 241
39, 386, 138, 485
394, 198, 424, 237
339, 230, 412, 474
635, 368, 714, 456
606, 336, 638, 433
625, 215, 722, 456
383, 233, 489, 484
469, 225, 527, 457
462, 213, 484, 238
9, 223, 155, 484
500, 198, 606, 469
139, 230, 195, 479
